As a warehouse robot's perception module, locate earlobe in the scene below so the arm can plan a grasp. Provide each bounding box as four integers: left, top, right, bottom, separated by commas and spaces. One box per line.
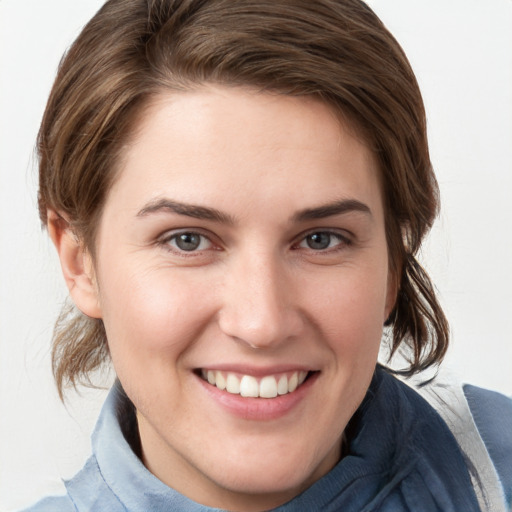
47, 210, 102, 319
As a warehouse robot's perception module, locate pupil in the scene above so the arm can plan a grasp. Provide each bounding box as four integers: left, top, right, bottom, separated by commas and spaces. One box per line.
307, 232, 330, 250
176, 233, 200, 251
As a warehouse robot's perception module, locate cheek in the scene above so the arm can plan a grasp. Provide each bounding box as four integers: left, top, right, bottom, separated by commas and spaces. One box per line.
98, 263, 214, 370
304, 265, 389, 353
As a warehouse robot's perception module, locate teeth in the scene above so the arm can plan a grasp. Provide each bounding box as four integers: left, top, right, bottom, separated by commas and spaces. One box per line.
277, 375, 288, 395
216, 371, 226, 390
240, 375, 259, 397
259, 376, 278, 398
288, 372, 298, 393
202, 370, 308, 398
226, 373, 240, 394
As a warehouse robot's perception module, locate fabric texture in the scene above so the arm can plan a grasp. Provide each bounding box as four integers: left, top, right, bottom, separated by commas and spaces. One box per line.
399, 372, 510, 512
21, 368, 511, 512
464, 384, 512, 510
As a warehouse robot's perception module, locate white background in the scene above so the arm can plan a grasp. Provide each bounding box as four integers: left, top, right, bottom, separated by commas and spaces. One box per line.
1, 1, 511, 510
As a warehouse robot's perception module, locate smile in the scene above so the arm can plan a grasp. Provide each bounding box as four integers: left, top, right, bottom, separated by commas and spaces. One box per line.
200, 369, 309, 398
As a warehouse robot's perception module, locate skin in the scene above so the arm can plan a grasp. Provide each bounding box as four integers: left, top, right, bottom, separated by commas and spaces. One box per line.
51, 86, 396, 511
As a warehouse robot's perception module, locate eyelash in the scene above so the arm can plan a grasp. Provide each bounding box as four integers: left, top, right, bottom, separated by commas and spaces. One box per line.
157, 229, 352, 256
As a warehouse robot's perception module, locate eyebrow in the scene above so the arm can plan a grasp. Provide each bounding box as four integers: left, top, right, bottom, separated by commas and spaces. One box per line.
136, 198, 235, 224
136, 197, 371, 224
292, 199, 372, 222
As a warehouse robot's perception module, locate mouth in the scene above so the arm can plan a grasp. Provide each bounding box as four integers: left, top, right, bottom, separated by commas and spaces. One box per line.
198, 369, 314, 398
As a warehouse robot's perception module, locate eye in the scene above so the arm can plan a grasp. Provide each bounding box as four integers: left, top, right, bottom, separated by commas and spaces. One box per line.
165, 231, 213, 252
298, 231, 347, 251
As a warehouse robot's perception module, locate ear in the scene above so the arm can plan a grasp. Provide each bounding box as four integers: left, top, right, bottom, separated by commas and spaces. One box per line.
47, 210, 102, 319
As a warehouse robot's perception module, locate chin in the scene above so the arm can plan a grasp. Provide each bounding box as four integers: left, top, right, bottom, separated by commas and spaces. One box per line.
207, 467, 314, 510
209, 441, 336, 499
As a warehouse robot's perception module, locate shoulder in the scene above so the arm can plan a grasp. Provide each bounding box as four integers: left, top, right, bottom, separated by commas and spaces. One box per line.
399, 369, 512, 511
19, 455, 125, 512
463, 384, 512, 509
20, 495, 76, 512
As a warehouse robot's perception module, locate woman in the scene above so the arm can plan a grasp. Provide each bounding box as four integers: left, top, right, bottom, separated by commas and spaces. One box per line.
19, 0, 511, 511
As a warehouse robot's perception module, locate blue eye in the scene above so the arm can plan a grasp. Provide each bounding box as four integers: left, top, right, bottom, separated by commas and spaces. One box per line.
300, 232, 345, 250
167, 232, 212, 252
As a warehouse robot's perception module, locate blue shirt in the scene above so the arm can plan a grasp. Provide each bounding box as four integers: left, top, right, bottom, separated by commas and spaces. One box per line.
23, 368, 512, 511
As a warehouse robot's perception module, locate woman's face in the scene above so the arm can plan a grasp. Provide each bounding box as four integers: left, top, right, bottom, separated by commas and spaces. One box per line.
89, 86, 395, 510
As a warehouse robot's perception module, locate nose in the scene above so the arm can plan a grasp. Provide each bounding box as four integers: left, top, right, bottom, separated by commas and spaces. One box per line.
218, 251, 304, 349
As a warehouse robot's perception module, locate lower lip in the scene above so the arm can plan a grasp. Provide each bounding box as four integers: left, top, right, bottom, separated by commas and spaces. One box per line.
195, 372, 319, 421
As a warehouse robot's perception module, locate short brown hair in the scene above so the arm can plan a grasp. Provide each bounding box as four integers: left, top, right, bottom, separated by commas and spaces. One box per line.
38, 0, 448, 398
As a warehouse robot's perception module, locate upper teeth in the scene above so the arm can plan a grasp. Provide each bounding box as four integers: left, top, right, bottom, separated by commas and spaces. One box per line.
201, 370, 308, 398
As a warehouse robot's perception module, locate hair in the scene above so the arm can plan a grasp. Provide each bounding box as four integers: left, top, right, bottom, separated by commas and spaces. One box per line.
38, 0, 449, 398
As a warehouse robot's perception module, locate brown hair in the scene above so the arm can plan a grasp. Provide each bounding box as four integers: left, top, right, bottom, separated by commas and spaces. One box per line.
38, 0, 449, 398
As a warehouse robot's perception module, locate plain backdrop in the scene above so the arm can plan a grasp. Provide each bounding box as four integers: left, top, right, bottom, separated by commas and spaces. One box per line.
1, 1, 511, 510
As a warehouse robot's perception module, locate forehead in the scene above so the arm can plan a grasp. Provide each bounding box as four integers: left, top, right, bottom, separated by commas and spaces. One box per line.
107, 86, 383, 222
